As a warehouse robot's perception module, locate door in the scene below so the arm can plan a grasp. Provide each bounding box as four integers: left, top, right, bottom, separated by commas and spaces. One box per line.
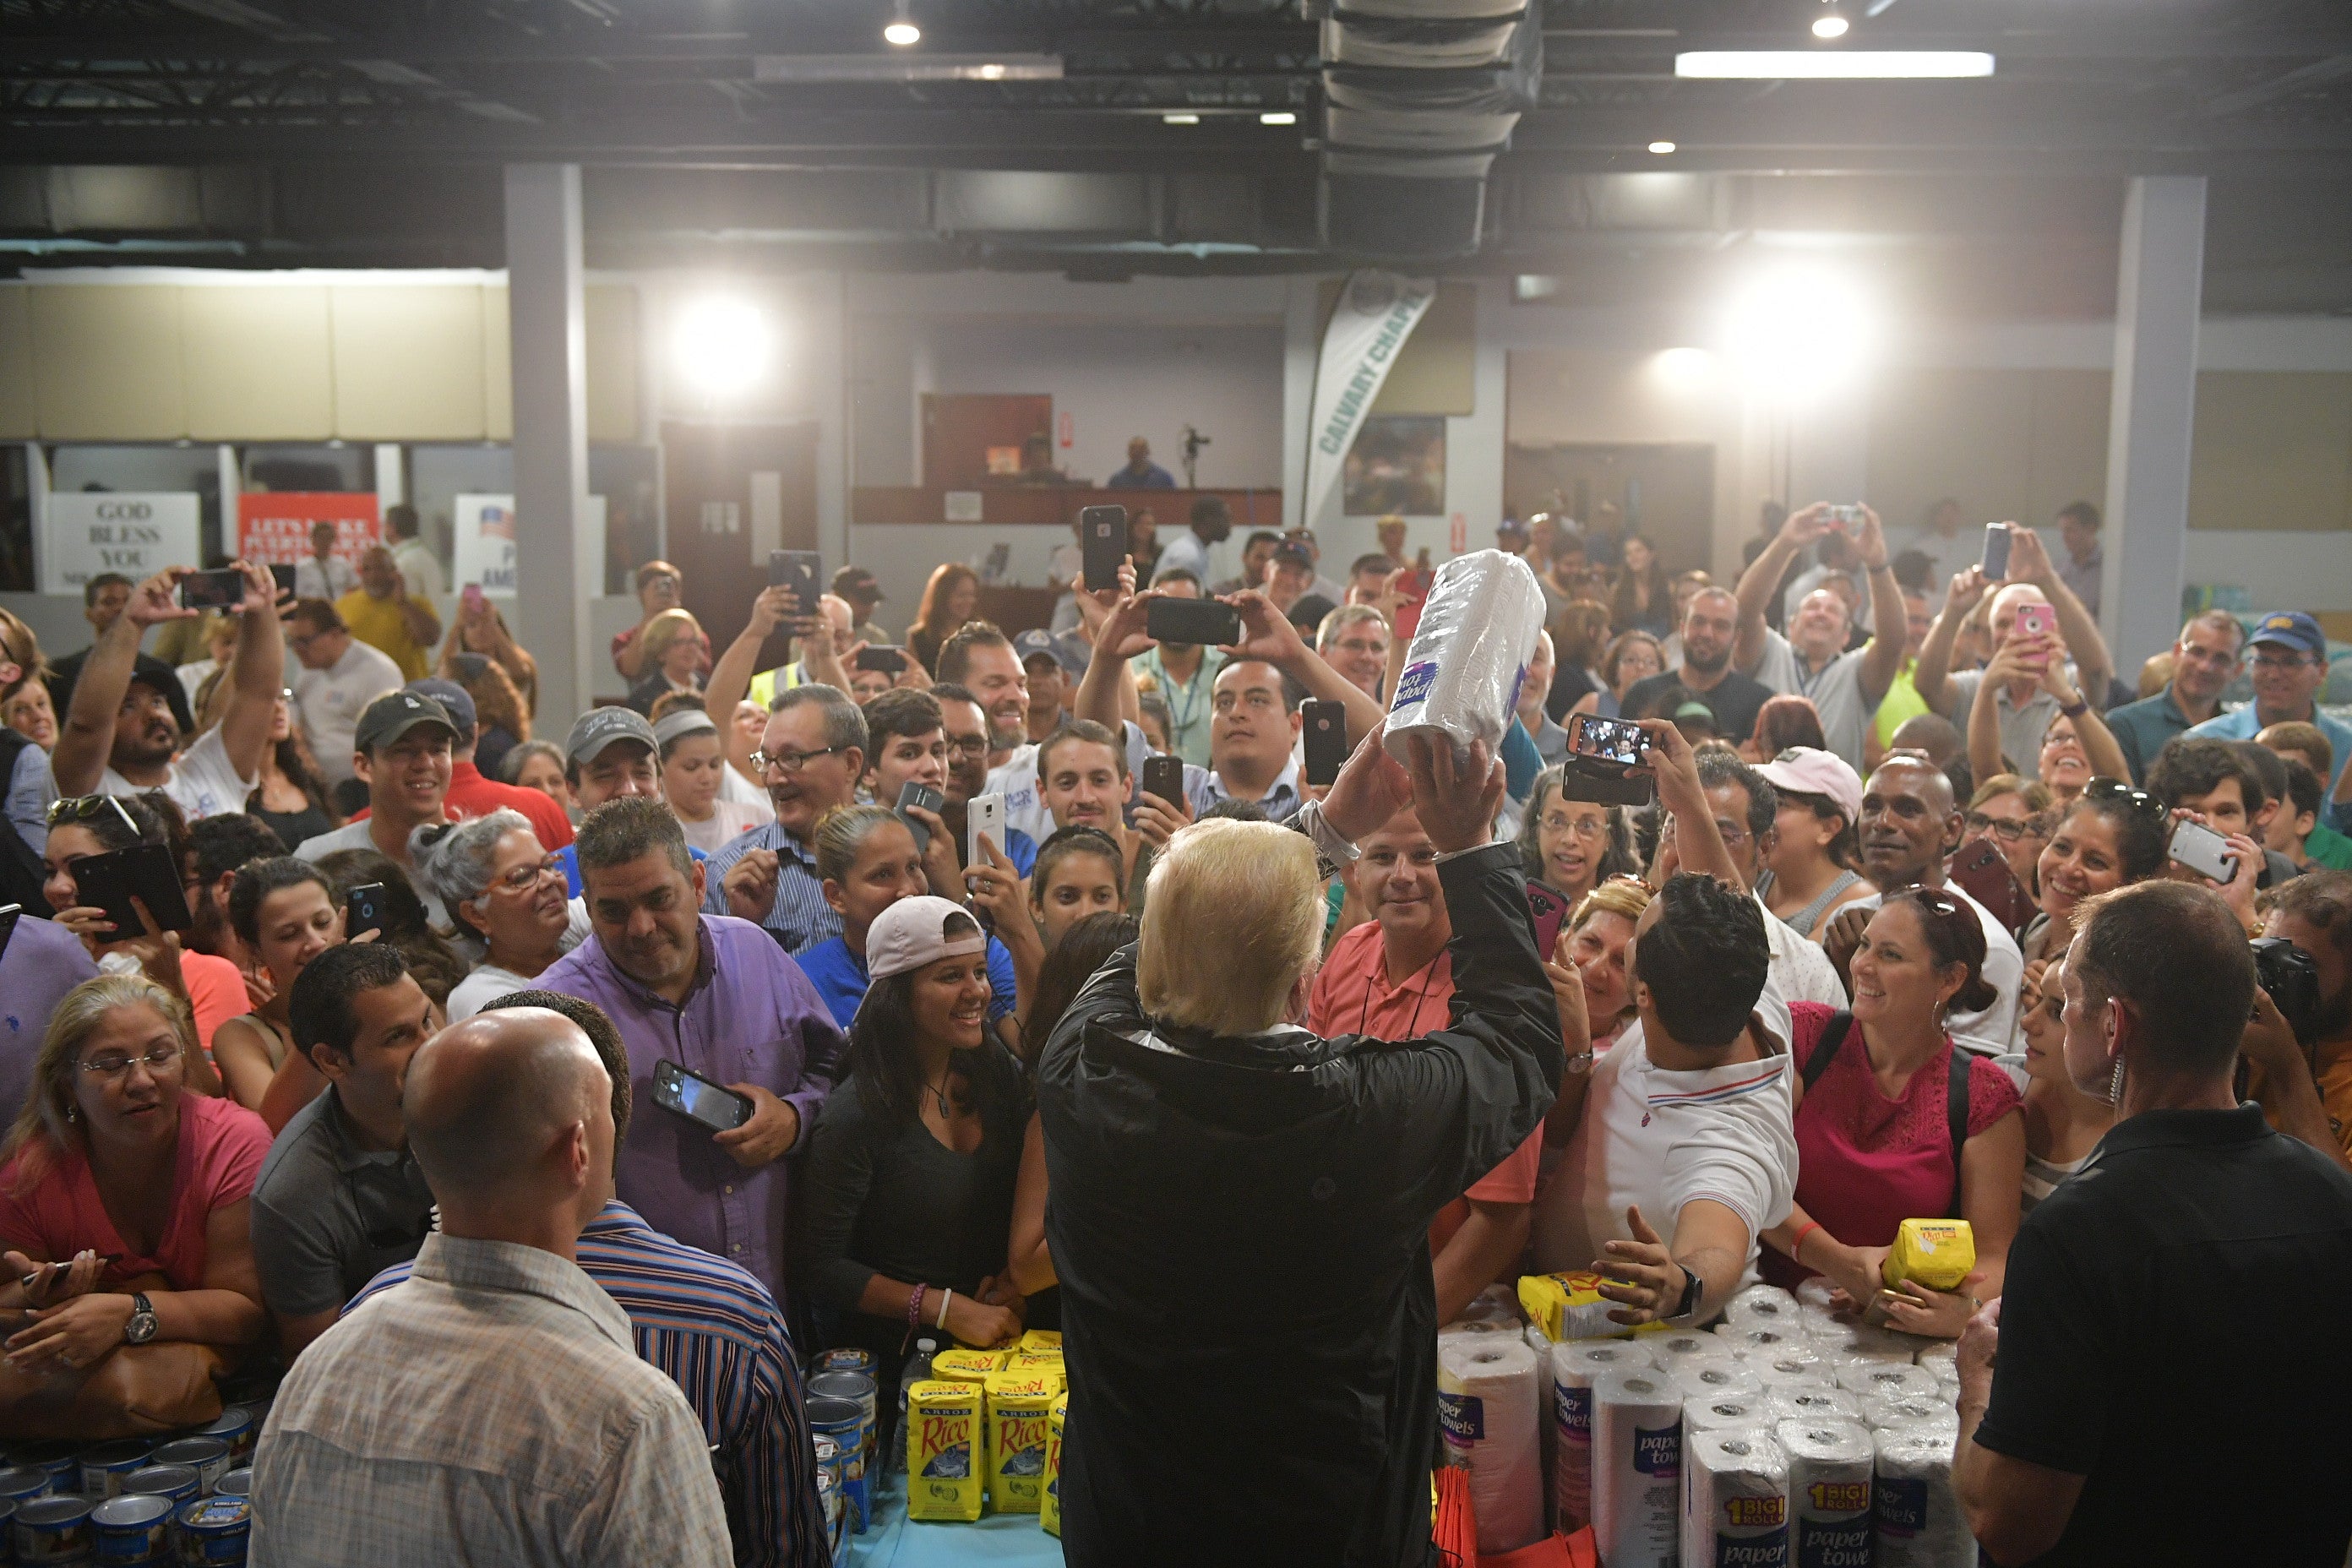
659, 421, 819, 677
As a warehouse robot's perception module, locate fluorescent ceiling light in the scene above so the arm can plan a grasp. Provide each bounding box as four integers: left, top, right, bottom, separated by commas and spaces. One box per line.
754, 53, 1059, 82
1676, 50, 1993, 78
882, 20, 920, 46
1648, 139, 1677, 154
1163, 112, 1200, 125
1811, 14, 1850, 38
1260, 111, 1298, 126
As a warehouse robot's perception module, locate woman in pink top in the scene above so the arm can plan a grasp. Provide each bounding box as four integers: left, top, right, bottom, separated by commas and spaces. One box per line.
0, 974, 270, 1407
1760, 887, 2025, 1337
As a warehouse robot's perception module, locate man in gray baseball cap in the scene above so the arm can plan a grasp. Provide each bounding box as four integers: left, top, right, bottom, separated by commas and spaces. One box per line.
552, 706, 711, 896
293, 690, 461, 923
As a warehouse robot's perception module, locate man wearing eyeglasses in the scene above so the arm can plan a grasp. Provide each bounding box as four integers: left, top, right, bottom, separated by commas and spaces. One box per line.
248, 944, 438, 1358
2103, 610, 2246, 786
2186, 612, 2352, 801
701, 685, 865, 954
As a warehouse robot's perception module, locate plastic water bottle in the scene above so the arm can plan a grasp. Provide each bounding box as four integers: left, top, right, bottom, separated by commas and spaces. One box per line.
893, 1337, 938, 1473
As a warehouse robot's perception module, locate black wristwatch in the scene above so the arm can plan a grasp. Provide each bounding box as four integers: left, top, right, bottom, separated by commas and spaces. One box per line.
124, 1291, 158, 1345
1672, 1266, 1702, 1320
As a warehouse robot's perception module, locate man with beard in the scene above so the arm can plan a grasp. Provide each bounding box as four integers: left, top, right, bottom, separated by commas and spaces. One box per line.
185, 813, 289, 963
54, 561, 286, 821
1620, 587, 1773, 744
700, 684, 866, 954
1129, 569, 1225, 767
1818, 754, 2025, 1054
1734, 503, 1909, 769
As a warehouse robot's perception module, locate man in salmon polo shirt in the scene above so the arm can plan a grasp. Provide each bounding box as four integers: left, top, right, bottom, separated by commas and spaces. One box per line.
1309, 803, 1549, 1324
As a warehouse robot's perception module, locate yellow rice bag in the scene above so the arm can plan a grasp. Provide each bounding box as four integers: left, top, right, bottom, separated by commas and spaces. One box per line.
1018, 1329, 1063, 1353
928, 1348, 1010, 1385
1043, 1391, 1068, 1538
983, 1371, 1058, 1513
905, 1380, 983, 1522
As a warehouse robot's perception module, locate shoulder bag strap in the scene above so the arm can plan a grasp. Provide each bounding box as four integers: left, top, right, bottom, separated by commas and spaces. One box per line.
1800, 1010, 1854, 1091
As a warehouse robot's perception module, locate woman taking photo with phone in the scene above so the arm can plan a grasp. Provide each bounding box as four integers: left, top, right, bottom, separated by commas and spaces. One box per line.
794, 896, 1028, 1365
210, 857, 345, 1116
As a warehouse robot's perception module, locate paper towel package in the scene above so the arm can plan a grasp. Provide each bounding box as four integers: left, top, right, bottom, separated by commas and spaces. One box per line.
1440, 1337, 1546, 1555
1685, 1395, 1773, 1434
1440, 1316, 1516, 1349
1471, 1282, 1525, 1323
1767, 1386, 1862, 1427
1592, 1369, 1685, 1568
1835, 1361, 1942, 1404
1794, 1277, 1841, 1314
1682, 1429, 1789, 1568
1778, 1420, 1875, 1568
1749, 1352, 1834, 1392
1810, 1320, 1918, 1363
1384, 549, 1546, 765
1716, 1323, 1808, 1360
1651, 1331, 1731, 1366
1722, 1283, 1803, 1333
1554, 1340, 1656, 1535
1873, 1426, 1971, 1568
1862, 1394, 1956, 1432
1672, 1361, 1765, 1404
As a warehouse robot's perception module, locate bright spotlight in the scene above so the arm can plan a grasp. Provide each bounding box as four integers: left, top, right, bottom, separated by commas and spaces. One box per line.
1163, 112, 1200, 125
1650, 346, 1718, 389
1812, 14, 1850, 37
672, 296, 771, 399
883, 19, 920, 46
1648, 139, 1677, 155
1725, 266, 1873, 396
1260, 111, 1297, 126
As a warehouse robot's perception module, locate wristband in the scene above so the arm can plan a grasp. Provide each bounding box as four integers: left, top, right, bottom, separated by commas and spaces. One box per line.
936, 1288, 954, 1331
2059, 697, 2088, 718
907, 1283, 926, 1334
1790, 1220, 1823, 1264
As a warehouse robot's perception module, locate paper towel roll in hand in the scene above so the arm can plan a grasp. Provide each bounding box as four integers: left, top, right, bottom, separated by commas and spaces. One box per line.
1553, 1340, 1656, 1537
1592, 1369, 1684, 1568
1440, 1337, 1546, 1556
1682, 1429, 1788, 1568
1834, 1361, 1943, 1404
1723, 1282, 1802, 1332
1384, 549, 1545, 764
1778, 1419, 1875, 1568
1873, 1426, 1970, 1568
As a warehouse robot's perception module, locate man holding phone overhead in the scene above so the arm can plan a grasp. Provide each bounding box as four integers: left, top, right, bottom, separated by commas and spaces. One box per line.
53, 561, 285, 822
1912, 523, 2114, 774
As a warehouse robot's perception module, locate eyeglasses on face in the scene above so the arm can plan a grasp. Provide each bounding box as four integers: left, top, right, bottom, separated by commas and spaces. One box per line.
493, 858, 567, 894
2083, 776, 2166, 819
1541, 814, 1609, 841
2249, 652, 2317, 672
79, 1046, 182, 1080
1965, 811, 2047, 841
750, 744, 847, 775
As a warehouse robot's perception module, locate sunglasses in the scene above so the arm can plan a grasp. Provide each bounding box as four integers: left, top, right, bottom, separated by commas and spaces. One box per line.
48, 795, 140, 836
2084, 776, 2166, 819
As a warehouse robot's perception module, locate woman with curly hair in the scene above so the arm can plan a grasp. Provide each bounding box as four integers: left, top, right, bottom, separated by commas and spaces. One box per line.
441, 650, 531, 781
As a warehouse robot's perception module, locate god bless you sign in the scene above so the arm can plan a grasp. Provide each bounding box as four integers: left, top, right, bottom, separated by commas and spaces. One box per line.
42, 493, 203, 596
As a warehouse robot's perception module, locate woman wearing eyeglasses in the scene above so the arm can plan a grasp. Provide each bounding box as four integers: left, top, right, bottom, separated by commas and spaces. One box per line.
1760, 887, 2026, 1337
2017, 778, 2170, 981
423, 810, 588, 1022
1517, 766, 1637, 910
0, 974, 270, 1431
1963, 775, 2055, 896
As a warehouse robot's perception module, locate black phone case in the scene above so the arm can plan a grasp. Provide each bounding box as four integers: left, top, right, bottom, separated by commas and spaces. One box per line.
896, 781, 942, 852
1081, 506, 1129, 592
179, 569, 244, 611
1147, 597, 1241, 647
269, 564, 300, 600
856, 646, 906, 672
74, 845, 194, 938
655, 1061, 751, 1132
770, 551, 822, 611
345, 882, 387, 939
1302, 700, 1348, 787
1141, 755, 1185, 808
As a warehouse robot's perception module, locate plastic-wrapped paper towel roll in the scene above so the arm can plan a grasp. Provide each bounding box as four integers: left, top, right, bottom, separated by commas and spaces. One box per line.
1685, 1395, 1773, 1434
1834, 1361, 1942, 1403
1651, 1330, 1732, 1367
1810, 1320, 1917, 1364
1672, 1361, 1764, 1404
1384, 549, 1546, 765
1715, 1324, 1808, 1360
1440, 1337, 1546, 1555
1527, 1324, 1556, 1360
1440, 1316, 1515, 1348
1794, 1277, 1840, 1315
1682, 1429, 1788, 1568
1592, 1369, 1685, 1568
1778, 1419, 1875, 1568
1767, 1386, 1861, 1427
1912, 1339, 1957, 1371
1722, 1282, 1802, 1333
1471, 1282, 1524, 1323
1932, 1367, 1962, 1405
1749, 1351, 1832, 1392
1872, 1426, 1970, 1568
1861, 1395, 1957, 1433
1553, 1340, 1655, 1536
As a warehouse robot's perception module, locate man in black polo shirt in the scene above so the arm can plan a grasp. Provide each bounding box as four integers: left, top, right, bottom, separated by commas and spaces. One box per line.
1953, 879, 2352, 1567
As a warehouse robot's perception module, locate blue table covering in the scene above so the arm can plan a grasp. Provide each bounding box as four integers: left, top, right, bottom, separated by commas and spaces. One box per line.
847, 1473, 1067, 1566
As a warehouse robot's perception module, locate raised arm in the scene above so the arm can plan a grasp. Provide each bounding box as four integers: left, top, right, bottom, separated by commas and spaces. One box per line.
706, 585, 792, 724
1733, 504, 1825, 673
1913, 567, 1990, 718
52, 567, 189, 795
1967, 641, 2018, 781
1854, 511, 1909, 704
2007, 526, 2112, 698
215, 562, 287, 785
1073, 565, 1151, 733
1639, 718, 1741, 887
1222, 589, 1384, 743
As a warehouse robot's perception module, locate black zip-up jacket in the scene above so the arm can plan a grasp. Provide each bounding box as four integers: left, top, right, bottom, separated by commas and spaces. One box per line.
1037, 840, 1561, 1567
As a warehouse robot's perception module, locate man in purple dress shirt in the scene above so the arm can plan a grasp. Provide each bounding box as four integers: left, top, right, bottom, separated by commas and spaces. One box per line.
538, 798, 841, 1302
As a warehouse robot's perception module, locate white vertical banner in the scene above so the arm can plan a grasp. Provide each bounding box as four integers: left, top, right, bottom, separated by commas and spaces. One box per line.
454, 493, 605, 600
41, 492, 202, 596
1302, 270, 1437, 527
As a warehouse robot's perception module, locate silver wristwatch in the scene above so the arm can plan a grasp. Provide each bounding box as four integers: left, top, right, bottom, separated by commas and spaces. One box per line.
124, 1291, 158, 1345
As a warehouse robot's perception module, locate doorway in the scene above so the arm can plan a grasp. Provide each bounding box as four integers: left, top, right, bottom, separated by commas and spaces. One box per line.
659, 421, 819, 677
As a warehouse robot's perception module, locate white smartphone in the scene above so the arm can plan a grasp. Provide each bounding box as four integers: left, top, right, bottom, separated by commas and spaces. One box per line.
2168, 819, 2238, 884
966, 792, 1004, 870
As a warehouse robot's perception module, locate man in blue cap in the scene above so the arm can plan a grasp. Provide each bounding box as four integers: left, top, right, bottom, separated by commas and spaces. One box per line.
2187, 612, 2351, 798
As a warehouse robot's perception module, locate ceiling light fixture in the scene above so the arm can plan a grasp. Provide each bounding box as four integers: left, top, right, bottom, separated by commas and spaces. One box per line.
1675, 50, 1994, 78
1260, 111, 1298, 126
883, 2, 919, 46
1648, 139, 1677, 154
1811, 13, 1850, 37
1164, 112, 1200, 125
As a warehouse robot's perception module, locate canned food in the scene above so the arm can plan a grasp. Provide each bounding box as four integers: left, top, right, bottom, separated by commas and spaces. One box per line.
814, 1462, 841, 1544
805, 1396, 867, 1535
0, 1464, 51, 1503
806, 1371, 879, 1520
14, 1493, 94, 1564
196, 1408, 256, 1466
814, 1348, 874, 1380
121, 1465, 200, 1507
90, 1491, 174, 1565
5, 1444, 81, 1497
79, 1440, 154, 1499
148, 1440, 228, 1496
173, 1495, 250, 1564
213, 1469, 253, 1499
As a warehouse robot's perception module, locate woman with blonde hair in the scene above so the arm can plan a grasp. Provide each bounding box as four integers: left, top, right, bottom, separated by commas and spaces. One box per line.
625, 608, 708, 716
906, 564, 982, 676
0, 974, 270, 1432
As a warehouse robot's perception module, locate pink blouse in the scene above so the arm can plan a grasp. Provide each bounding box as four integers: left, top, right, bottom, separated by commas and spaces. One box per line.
1761, 1001, 2020, 1291
0, 1091, 270, 1292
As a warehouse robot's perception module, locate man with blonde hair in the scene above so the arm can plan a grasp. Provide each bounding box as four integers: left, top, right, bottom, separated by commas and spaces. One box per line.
1038, 722, 1560, 1565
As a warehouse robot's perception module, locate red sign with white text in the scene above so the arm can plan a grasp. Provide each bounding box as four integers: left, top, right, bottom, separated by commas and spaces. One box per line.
237, 493, 380, 566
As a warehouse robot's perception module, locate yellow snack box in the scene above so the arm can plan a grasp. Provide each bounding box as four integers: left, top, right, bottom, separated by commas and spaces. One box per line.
1018, 1329, 1063, 1353
1882, 1218, 1976, 1292
1517, 1271, 1622, 1342
983, 1371, 1058, 1514
1042, 1391, 1068, 1538
929, 1348, 1010, 1385
905, 1380, 983, 1522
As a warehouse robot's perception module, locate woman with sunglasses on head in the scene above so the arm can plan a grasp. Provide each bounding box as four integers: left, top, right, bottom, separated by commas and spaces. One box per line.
2013, 958, 2111, 1212
42, 792, 237, 1084
1753, 747, 1874, 938
1759, 888, 2026, 1337
1517, 766, 1638, 911
244, 686, 337, 852
1963, 775, 2055, 896
0, 974, 270, 1431
210, 857, 346, 1113
421, 809, 586, 1022
2016, 777, 2170, 982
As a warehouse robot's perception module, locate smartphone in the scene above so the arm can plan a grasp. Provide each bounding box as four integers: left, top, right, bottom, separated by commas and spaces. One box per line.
1826, 504, 1865, 537
1080, 504, 1130, 594
344, 881, 388, 941
896, 781, 943, 854
269, 563, 299, 602
769, 550, 823, 614
1146, 596, 1243, 648
2168, 819, 2238, 884
966, 792, 1004, 871
1979, 522, 2013, 582
2015, 603, 2055, 641
73, 844, 194, 939
1141, 754, 1185, 811
1568, 713, 1647, 767
1524, 880, 1567, 957
178, 567, 244, 612
856, 645, 907, 674
0, 904, 21, 964
1948, 838, 2037, 937
652, 1059, 753, 1134
1302, 699, 1348, 787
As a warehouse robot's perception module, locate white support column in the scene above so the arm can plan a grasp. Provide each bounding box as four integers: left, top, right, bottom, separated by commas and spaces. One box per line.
2102, 175, 2207, 674
504, 163, 593, 729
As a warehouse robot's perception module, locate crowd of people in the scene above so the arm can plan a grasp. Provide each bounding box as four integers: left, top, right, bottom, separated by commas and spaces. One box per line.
0, 491, 2348, 1567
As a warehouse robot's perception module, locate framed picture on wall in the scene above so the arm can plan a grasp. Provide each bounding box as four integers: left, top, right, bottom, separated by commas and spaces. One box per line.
1344, 416, 1446, 516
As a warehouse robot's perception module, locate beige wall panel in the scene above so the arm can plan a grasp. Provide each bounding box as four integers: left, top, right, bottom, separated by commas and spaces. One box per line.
1866, 368, 2033, 532
0, 286, 35, 437
330, 285, 486, 439
585, 284, 640, 444
30, 285, 186, 438
2023, 369, 2110, 527
1506, 347, 1733, 446
181, 284, 335, 440
2188, 371, 2352, 532
482, 286, 513, 441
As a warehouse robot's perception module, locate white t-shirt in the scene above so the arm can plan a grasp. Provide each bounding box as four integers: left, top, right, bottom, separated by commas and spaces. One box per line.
1155, 529, 1212, 587
1529, 988, 1800, 1296
446, 900, 591, 1021
1846, 881, 2023, 1058
292, 639, 405, 786
677, 799, 773, 858
716, 764, 774, 815
1745, 628, 1882, 770
392, 539, 446, 624
177, 658, 220, 705
1759, 894, 1848, 1009
988, 723, 1158, 847
101, 725, 255, 823
294, 556, 357, 602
